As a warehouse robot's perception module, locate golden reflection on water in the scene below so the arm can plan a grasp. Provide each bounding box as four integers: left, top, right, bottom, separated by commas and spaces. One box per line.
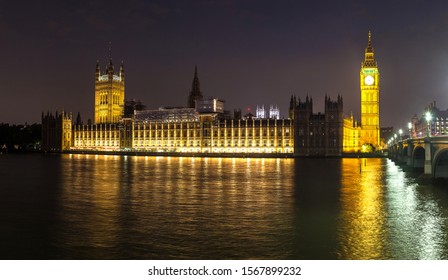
59, 154, 296, 259
63, 154, 123, 251
338, 158, 448, 259
56, 155, 448, 259
338, 158, 387, 259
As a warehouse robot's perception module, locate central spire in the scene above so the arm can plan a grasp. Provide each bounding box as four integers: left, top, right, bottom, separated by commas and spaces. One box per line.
188, 65, 203, 108
108, 41, 112, 63
363, 31, 377, 67
366, 31, 373, 53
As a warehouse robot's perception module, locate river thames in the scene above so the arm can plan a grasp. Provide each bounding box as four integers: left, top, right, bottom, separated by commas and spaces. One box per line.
1, 153, 448, 259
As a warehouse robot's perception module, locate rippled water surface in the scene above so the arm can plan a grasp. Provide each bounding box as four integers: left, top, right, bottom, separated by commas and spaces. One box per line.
1, 154, 448, 259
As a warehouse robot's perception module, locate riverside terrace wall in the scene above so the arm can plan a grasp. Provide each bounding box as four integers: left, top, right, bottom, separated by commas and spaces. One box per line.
61, 150, 387, 158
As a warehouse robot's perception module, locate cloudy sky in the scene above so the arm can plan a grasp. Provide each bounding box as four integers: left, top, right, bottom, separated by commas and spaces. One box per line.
1, 0, 448, 129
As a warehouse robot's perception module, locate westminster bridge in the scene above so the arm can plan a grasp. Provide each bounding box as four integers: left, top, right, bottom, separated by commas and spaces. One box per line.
388, 135, 448, 178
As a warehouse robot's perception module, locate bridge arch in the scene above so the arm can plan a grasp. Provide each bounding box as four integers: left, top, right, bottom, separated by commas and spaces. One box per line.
402, 146, 408, 157
413, 146, 425, 169
433, 148, 448, 178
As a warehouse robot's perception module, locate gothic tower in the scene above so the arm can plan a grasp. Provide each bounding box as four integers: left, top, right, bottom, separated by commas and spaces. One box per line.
289, 95, 297, 119
360, 31, 380, 148
187, 65, 203, 108
94, 47, 125, 124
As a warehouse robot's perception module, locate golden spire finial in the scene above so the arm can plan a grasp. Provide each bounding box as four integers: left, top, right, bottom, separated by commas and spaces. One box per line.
367, 31, 372, 49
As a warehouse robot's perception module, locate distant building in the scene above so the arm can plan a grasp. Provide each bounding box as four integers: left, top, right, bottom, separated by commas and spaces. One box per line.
412, 101, 448, 137
124, 99, 146, 118
196, 97, 225, 114
380, 127, 394, 145
233, 109, 242, 120
255, 105, 280, 119
41, 111, 72, 152
256, 105, 265, 119
269, 105, 280, 119
293, 95, 343, 156
135, 107, 199, 123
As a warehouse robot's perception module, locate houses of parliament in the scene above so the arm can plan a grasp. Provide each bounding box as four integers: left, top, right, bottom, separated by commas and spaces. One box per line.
42, 32, 381, 156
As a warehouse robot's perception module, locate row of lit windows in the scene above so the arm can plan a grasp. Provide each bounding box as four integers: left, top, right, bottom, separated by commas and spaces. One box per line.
74, 141, 119, 147
133, 126, 290, 133
131, 147, 292, 153
132, 139, 290, 147
361, 104, 378, 114
97, 115, 121, 123
98, 92, 122, 105
133, 130, 291, 138
362, 92, 378, 102
136, 120, 291, 128
76, 132, 119, 138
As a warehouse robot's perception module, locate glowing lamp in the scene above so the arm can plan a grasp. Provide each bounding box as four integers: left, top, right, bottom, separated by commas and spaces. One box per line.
425, 112, 432, 136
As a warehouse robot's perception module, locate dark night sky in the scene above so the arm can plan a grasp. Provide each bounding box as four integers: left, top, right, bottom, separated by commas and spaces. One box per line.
1, 0, 448, 130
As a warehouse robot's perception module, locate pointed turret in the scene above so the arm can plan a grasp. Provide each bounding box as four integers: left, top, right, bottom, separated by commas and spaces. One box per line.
289, 95, 296, 120
95, 60, 101, 81
363, 31, 377, 67
76, 112, 82, 126
192, 65, 200, 92
188, 65, 203, 108
366, 31, 373, 52
106, 60, 114, 77
106, 42, 114, 77
120, 61, 125, 82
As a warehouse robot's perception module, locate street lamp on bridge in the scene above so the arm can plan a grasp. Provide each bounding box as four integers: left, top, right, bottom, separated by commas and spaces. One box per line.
425, 111, 432, 137
398, 129, 403, 141
408, 122, 412, 139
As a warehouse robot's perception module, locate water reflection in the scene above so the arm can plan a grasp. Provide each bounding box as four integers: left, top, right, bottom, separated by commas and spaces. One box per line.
338, 158, 448, 259
3, 154, 448, 259
338, 158, 387, 259
57, 155, 296, 259
292, 158, 342, 259
384, 159, 447, 259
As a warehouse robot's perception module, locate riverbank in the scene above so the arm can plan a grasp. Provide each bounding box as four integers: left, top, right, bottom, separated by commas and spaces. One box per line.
57, 150, 387, 158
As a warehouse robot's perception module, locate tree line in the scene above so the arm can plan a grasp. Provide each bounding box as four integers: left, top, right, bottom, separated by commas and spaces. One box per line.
0, 123, 41, 152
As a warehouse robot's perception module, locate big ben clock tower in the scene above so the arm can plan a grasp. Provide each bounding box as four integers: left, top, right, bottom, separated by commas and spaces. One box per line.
360, 31, 380, 148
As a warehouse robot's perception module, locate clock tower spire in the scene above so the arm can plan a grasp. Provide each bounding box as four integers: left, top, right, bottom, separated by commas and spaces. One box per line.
360, 31, 380, 149
363, 31, 377, 67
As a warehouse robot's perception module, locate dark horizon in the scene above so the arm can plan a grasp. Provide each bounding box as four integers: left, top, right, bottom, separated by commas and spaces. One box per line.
1, 0, 448, 130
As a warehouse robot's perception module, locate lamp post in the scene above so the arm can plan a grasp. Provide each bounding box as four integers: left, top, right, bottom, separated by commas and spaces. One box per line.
408, 122, 412, 139
398, 129, 403, 141
425, 112, 432, 137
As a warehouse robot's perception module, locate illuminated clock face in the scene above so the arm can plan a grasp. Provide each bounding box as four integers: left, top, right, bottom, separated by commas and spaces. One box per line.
365, 75, 374, 85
